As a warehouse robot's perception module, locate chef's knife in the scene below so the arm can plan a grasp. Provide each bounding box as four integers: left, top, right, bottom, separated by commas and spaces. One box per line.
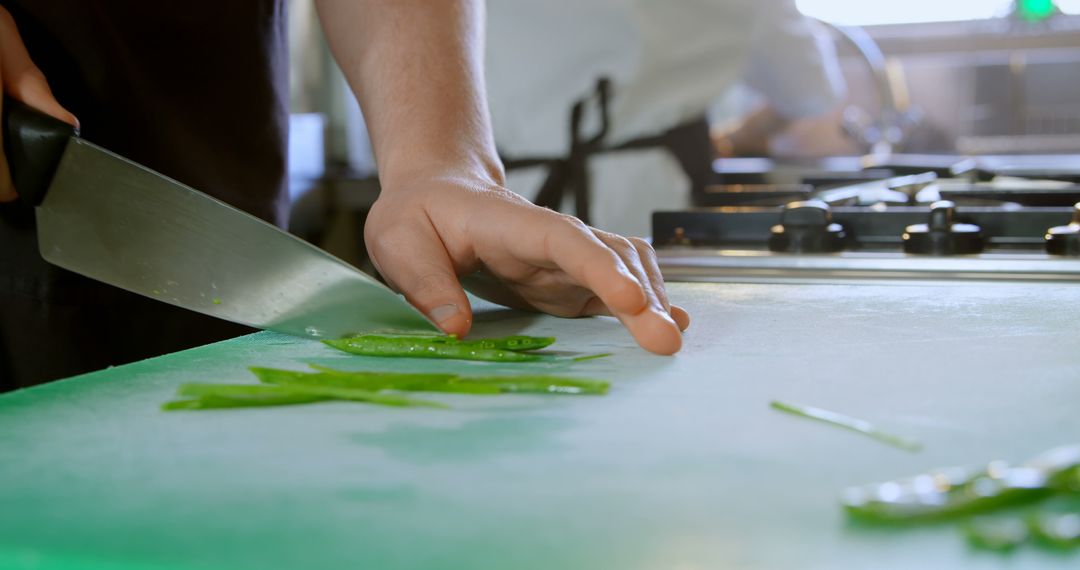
2, 99, 440, 338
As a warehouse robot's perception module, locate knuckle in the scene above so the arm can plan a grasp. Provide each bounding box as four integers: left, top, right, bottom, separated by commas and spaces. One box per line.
607, 235, 637, 258
556, 213, 589, 233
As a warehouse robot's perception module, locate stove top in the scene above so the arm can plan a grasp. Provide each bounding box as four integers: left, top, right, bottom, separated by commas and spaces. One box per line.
654, 155, 1080, 282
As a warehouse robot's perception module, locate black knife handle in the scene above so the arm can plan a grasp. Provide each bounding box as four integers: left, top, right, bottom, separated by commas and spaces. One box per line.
2, 97, 79, 206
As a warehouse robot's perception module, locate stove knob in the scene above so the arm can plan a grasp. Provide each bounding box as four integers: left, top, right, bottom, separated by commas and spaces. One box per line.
1045, 203, 1080, 256
902, 200, 984, 255
768, 200, 847, 253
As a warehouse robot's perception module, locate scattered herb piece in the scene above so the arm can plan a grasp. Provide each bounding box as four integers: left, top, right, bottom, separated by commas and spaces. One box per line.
770, 400, 921, 452
571, 352, 613, 363
212, 298, 222, 305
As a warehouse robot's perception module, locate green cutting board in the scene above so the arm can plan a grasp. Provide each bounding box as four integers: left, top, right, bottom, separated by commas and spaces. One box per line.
2, 282, 1079, 569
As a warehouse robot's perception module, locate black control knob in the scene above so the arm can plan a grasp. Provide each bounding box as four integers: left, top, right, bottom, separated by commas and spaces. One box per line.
902, 200, 984, 255
1046, 203, 1080, 256
769, 200, 846, 253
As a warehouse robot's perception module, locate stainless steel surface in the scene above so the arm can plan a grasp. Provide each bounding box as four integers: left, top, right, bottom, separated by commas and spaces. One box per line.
36, 138, 439, 338
658, 249, 1080, 283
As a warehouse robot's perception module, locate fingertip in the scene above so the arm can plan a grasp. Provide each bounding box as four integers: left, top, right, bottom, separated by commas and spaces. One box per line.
671, 305, 691, 331
37, 101, 78, 129
61, 110, 80, 130
427, 302, 473, 338
621, 309, 683, 356
643, 316, 683, 356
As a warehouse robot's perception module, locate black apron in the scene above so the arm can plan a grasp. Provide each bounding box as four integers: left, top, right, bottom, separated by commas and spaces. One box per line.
502, 78, 715, 226
0, 1, 289, 390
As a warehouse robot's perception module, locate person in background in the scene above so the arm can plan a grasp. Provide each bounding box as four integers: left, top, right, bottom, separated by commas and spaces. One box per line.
0, 0, 689, 391
486, 0, 846, 237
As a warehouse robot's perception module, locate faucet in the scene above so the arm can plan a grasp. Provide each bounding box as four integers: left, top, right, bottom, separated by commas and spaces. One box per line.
820, 21, 920, 156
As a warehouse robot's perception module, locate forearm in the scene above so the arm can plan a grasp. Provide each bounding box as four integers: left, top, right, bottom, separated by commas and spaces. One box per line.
315, 0, 503, 189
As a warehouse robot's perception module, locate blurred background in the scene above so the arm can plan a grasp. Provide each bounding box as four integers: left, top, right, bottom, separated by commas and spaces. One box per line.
284, 0, 1080, 263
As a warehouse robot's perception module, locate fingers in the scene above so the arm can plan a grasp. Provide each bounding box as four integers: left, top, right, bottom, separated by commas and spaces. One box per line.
589, 231, 683, 355
533, 214, 649, 315
366, 217, 474, 337
626, 235, 690, 332
475, 199, 687, 354
0, 6, 78, 202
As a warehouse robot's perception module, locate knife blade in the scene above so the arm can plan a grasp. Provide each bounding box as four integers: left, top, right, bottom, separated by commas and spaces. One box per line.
2, 99, 440, 338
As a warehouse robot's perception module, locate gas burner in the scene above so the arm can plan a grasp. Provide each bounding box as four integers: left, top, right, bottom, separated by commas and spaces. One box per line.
901, 201, 984, 255
768, 201, 847, 253
658, 154, 1080, 282
660, 154, 1080, 280
1045, 204, 1080, 257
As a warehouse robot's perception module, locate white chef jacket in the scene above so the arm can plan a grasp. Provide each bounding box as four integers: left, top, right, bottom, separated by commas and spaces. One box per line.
486, 0, 845, 236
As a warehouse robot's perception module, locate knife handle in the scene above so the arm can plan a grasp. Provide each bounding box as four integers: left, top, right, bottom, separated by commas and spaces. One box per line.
2, 97, 80, 206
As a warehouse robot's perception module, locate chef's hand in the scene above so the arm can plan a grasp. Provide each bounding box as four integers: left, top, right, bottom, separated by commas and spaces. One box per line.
0, 5, 79, 202
364, 170, 691, 355
711, 104, 789, 158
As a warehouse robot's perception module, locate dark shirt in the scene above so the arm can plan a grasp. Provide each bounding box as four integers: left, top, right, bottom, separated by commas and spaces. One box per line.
0, 1, 289, 390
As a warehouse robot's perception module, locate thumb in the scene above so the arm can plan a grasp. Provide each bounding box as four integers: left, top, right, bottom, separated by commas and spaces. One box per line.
0, 6, 78, 202
0, 8, 78, 128
368, 227, 474, 337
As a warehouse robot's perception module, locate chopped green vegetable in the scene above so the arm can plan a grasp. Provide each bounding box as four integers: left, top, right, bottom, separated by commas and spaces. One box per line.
162, 384, 329, 410
166, 382, 442, 410
299, 365, 609, 395
270, 383, 446, 408
843, 465, 1052, 522
770, 400, 921, 452
323, 334, 550, 362
163, 331, 614, 412
298, 365, 457, 385
162, 394, 329, 410
1030, 512, 1080, 548
1032, 446, 1080, 492
964, 517, 1030, 551
175, 383, 320, 399
212, 298, 222, 305
843, 446, 1080, 523
452, 374, 609, 395
840, 446, 1080, 553
438, 335, 555, 351
258, 366, 501, 395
